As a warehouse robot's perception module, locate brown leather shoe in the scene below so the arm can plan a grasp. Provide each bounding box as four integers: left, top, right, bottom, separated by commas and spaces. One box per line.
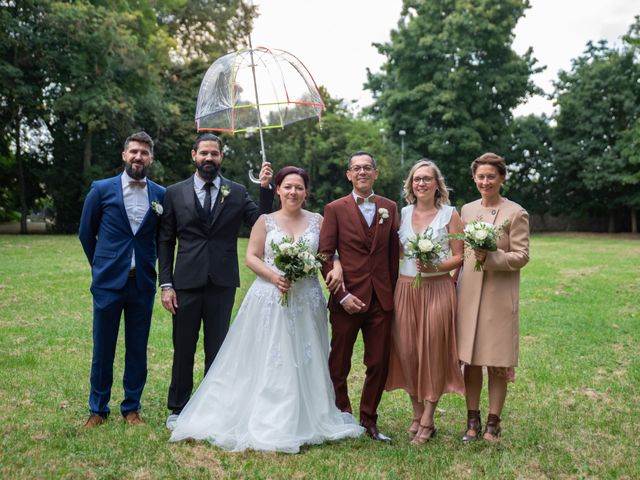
123, 411, 144, 425
361, 423, 392, 443
83, 414, 106, 429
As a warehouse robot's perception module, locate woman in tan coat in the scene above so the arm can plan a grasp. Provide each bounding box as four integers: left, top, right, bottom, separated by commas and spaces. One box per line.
456, 153, 529, 442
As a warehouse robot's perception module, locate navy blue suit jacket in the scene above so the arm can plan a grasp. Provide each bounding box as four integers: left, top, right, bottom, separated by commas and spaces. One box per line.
79, 174, 166, 291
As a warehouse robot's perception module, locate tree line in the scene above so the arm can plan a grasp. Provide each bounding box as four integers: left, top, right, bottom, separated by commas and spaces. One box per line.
1, 1, 639, 233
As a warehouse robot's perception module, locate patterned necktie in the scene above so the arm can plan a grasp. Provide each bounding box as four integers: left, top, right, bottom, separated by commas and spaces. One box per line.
356, 194, 376, 205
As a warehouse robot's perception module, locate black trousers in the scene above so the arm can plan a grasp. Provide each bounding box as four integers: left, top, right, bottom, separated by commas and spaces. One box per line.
167, 282, 235, 413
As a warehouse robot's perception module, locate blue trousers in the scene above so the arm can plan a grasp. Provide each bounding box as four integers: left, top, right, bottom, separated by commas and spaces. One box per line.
89, 278, 154, 416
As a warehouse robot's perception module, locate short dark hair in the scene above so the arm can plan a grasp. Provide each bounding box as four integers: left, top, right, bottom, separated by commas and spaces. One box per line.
193, 133, 223, 152
124, 131, 154, 154
471, 152, 507, 177
348, 150, 377, 169
274, 166, 310, 189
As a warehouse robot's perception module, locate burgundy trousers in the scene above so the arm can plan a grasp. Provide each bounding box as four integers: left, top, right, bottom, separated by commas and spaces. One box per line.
328, 294, 392, 427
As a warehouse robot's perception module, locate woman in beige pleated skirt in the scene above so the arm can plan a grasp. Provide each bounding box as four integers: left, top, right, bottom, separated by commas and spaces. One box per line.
385, 160, 465, 445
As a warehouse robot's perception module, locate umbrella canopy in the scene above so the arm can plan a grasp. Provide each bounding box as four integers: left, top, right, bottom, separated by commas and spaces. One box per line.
195, 46, 324, 133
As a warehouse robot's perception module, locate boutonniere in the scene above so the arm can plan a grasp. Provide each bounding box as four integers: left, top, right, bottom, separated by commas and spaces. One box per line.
220, 185, 231, 203
151, 200, 163, 216
378, 207, 389, 224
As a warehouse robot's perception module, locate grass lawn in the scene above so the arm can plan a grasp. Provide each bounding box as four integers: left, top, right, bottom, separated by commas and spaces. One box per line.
0, 233, 639, 479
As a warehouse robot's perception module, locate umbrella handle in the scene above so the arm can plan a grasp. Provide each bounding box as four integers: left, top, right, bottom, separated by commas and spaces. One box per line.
248, 168, 261, 184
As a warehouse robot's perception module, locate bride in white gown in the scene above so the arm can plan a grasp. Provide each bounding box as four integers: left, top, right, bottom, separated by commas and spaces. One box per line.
169, 166, 364, 453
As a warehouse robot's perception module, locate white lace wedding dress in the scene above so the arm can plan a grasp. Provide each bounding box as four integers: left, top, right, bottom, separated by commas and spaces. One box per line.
169, 212, 364, 453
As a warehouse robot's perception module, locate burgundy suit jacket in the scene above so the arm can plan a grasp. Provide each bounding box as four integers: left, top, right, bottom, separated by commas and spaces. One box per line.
319, 194, 400, 313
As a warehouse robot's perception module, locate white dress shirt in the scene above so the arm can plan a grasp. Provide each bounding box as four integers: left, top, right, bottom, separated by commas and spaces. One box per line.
121, 171, 149, 269
194, 174, 220, 210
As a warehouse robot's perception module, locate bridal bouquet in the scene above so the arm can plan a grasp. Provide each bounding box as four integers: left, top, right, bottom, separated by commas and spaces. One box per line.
452, 219, 509, 271
271, 236, 325, 306
405, 228, 443, 288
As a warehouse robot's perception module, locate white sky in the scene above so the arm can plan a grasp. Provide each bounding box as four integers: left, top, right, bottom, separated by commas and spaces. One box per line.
251, 0, 638, 118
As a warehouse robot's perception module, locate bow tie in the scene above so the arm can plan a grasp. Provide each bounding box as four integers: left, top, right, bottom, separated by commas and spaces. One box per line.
129, 180, 147, 188
356, 195, 376, 205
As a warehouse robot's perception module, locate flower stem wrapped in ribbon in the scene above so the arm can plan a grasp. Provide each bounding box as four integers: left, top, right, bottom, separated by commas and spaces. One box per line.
270, 236, 325, 306
451, 219, 509, 271
404, 228, 443, 288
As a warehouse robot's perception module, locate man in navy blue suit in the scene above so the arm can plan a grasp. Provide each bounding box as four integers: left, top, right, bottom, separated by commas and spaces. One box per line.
79, 131, 165, 428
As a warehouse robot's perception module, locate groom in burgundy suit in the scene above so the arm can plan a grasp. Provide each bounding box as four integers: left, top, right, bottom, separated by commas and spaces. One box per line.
319, 151, 399, 442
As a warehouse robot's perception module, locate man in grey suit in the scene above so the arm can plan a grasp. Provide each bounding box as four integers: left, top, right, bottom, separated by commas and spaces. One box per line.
158, 133, 273, 428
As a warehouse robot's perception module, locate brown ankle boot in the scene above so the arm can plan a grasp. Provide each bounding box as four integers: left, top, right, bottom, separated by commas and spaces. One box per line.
484, 413, 501, 441
462, 409, 481, 442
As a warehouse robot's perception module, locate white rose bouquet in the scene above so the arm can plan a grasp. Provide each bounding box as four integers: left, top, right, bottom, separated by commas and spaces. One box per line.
405, 228, 443, 287
270, 236, 325, 306
452, 219, 509, 271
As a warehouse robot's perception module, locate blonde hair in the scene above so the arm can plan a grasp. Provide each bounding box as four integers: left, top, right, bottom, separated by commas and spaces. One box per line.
403, 159, 450, 207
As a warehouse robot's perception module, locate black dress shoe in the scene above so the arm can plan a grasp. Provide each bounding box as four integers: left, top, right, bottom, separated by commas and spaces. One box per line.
361, 423, 392, 443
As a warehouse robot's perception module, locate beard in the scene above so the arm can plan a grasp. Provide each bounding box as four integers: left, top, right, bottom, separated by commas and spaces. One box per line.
125, 162, 148, 180
197, 161, 219, 182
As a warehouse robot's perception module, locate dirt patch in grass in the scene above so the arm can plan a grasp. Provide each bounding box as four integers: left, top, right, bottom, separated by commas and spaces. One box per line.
172, 443, 226, 476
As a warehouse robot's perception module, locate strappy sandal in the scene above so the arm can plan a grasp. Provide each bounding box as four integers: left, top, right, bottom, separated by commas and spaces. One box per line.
410, 424, 436, 445
407, 417, 421, 438
462, 409, 481, 442
483, 413, 501, 442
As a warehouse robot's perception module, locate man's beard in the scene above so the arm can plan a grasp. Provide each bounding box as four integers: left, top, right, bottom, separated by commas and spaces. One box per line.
197, 162, 219, 182
125, 162, 148, 180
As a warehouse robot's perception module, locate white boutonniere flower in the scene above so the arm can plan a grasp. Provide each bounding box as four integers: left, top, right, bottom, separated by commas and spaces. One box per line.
151, 200, 163, 216
378, 207, 389, 224
220, 185, 231, 203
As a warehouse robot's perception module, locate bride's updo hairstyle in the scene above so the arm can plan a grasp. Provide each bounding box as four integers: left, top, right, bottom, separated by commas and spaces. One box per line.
274, 166, 310, 209
274, 165, 310, 189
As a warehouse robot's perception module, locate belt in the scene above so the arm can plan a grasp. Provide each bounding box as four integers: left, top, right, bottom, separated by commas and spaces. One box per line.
128, 268, 136, 278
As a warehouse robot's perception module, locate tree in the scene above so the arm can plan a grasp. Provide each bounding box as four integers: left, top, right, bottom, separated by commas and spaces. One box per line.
553, 18, 640, 232
366, 0, 540, 205
504, 114, 554, 216
0, 0, 51, 232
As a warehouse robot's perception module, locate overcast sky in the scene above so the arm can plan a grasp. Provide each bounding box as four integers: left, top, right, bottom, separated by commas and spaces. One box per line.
251, 0, 638, 117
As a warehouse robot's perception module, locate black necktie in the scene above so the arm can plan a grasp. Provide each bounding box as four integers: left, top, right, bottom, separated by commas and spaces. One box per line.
203, 182, 213, 221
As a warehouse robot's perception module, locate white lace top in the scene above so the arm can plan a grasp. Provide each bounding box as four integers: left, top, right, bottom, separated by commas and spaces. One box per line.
399, 204, 455, 278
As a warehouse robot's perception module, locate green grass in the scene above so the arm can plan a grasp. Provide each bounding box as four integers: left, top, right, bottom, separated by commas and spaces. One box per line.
0, 234, 639, 479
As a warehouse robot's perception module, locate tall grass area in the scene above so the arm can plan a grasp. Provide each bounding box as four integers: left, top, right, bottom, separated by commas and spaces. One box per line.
0, 234, 638, 479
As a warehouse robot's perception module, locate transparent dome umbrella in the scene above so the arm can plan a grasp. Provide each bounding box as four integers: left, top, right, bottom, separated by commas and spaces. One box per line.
195, 42, 325, 183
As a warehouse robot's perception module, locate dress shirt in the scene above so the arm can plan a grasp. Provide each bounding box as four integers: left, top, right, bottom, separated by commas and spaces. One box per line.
194, 174, 220, 210
352, 191, 376, 227
121, 171, 149, 269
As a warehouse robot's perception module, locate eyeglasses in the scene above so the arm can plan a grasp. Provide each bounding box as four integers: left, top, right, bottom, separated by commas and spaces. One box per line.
349, 165, 375, 173
412, 176, 435, 185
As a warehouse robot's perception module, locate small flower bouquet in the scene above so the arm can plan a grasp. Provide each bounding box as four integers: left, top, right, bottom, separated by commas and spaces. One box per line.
271, 237, 325, 306
452, 219, 509, 271
220, 185, 230, 203
405, 228, 443, 287
378, 207, 389, 224
151, 200, 163, 216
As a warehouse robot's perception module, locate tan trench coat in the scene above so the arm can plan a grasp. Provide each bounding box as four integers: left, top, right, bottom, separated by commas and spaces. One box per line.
456, 198, 529, 367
